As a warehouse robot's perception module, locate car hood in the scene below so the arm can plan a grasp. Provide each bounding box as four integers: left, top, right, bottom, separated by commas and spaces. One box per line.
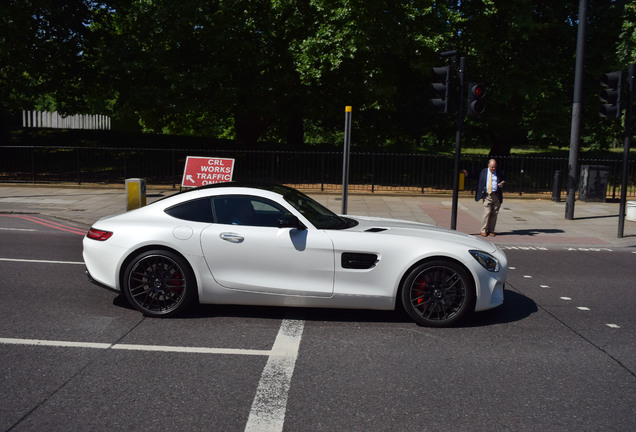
343, 215, 498, 253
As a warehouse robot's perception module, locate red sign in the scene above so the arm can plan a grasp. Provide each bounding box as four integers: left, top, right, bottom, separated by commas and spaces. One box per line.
181, 156, 235, 187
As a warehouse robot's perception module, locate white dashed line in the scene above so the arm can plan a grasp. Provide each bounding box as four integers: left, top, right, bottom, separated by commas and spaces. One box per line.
577, 307, 591, 311
560, 297, 572, 301
523, 275, 533, 279
606, 324, 621, 328
540, 285, 550, 288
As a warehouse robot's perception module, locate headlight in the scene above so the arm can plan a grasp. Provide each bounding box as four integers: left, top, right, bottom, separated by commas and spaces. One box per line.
469, 250, 500, 272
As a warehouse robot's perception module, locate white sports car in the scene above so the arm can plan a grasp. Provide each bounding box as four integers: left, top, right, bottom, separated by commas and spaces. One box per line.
83, 183, 507, 327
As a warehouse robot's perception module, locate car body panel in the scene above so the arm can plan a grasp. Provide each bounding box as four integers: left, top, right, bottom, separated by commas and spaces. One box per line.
200, 223, 335, 297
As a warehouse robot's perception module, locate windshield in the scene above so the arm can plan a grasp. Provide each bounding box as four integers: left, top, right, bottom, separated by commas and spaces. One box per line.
283, 190, 356, 230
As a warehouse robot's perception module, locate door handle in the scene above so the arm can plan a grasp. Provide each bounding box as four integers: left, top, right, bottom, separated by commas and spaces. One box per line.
220, 232, 244, 243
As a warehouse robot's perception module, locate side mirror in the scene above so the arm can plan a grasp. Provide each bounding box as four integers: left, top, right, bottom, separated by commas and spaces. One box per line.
278, 214, 306, 230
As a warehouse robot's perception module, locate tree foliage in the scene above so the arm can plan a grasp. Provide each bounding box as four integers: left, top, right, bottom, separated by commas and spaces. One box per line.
1, 0, 631, 153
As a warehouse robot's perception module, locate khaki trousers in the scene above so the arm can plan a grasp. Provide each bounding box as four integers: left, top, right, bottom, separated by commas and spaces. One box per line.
481, 193, 501, 234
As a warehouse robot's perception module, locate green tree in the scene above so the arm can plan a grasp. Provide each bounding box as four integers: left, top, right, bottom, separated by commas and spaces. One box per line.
457, 0, 627, 155
288, 0, 459, 150
85, 0, 314, 147
0, 0, 93, 134
2, 0, 632, 154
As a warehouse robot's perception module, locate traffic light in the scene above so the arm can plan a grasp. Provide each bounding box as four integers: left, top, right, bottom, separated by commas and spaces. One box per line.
599, 71, 623, 120
430, 65, 451, 114
467, 82, 486, 116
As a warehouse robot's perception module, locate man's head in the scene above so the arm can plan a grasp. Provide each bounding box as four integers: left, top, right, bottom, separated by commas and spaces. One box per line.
488, 159, 497, 173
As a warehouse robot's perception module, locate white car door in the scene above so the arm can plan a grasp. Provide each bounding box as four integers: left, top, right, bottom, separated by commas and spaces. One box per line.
200, 195, 335, 297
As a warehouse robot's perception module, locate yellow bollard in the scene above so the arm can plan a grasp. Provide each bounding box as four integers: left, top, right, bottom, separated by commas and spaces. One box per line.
125, 178, 147, 210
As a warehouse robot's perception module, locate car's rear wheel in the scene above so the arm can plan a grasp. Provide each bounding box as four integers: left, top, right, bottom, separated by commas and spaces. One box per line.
401, 260, 475, 327
123, 250, 196, 317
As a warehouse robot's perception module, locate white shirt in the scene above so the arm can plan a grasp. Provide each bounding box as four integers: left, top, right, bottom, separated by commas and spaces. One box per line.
488, 171, 498, 192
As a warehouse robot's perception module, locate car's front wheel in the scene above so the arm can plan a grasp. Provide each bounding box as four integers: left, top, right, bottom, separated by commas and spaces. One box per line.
123, 250, 196, 317
401, 260, 475, 327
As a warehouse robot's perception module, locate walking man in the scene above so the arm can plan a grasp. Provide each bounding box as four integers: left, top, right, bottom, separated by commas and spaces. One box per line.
475, 159, 505, 237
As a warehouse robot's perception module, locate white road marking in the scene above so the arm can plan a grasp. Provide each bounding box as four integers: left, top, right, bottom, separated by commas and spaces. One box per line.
577, 307, 591, 311
0, 337, 270, 355
113, 344, 270, 356
499, 246, 549, 251
0, 338, 111, 349
606, 324, 621, 328
245, 319, 304, 432
560, 297, 572, 301
540, 284, 550, 288
1, 318, 305, 432
523, 275, 533, 278
0, 258, 84, 265
0, 227, 36, 232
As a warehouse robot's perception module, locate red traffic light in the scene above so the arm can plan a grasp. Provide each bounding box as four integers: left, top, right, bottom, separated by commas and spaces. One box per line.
470, 83, 486, 98
467, 82, 485, 116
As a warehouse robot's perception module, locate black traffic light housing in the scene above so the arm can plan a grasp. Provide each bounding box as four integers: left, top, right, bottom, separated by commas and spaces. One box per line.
430, 65, 451, 114
599, 71, 623, 120
467, 82, 486, 116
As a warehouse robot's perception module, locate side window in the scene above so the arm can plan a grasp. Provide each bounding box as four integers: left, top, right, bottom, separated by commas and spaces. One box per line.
213, 196, 288, 227
164, 198, 214, 223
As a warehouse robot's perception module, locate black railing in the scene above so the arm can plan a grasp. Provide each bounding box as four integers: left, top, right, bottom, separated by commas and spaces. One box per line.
1, 146, 634, 198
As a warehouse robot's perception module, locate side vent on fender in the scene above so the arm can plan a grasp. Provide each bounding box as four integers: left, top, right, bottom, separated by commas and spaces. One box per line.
365, 227, 387, 233
341, 253, 378, 270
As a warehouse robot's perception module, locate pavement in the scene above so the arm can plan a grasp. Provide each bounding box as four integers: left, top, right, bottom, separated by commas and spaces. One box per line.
1, 183, 636, 249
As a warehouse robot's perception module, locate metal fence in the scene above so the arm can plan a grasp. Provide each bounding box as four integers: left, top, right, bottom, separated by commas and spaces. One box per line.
1, 145, 634, 198
22, 110, 111, 130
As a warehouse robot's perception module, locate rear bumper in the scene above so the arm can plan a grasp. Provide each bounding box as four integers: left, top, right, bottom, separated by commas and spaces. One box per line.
85, 268, 120, 294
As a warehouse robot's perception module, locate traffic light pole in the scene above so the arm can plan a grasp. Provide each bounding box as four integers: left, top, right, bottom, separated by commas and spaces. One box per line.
618, 63, 634, 238
450, 56, 466, 230
565, 0, 587, 220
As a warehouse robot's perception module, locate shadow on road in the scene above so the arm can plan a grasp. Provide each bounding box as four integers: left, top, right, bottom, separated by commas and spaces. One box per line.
468, 289, 538, 327
113, 288, 537, 328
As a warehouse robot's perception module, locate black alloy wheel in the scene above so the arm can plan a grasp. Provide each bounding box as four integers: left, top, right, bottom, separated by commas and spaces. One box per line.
401, 260, 475, 327
123, 250, 196, 317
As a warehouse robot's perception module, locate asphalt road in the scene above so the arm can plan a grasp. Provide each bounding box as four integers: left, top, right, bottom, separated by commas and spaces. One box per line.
0, 215, 634, 432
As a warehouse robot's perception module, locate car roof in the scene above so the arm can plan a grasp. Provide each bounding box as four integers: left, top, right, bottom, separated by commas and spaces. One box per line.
148, 183, 306, 209
168, 182, 298, 201
187, 182, 293, 193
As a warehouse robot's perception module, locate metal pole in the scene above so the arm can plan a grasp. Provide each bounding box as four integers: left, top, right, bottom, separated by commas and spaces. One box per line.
566, 0, 587, 220
618, 63, 634, 238
451, 56, 465, 230
342, 106, 352, 214
76, 148, 81, 185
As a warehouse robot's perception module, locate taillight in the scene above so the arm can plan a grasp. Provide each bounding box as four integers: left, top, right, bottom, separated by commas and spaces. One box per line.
86, 228, 113, 241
